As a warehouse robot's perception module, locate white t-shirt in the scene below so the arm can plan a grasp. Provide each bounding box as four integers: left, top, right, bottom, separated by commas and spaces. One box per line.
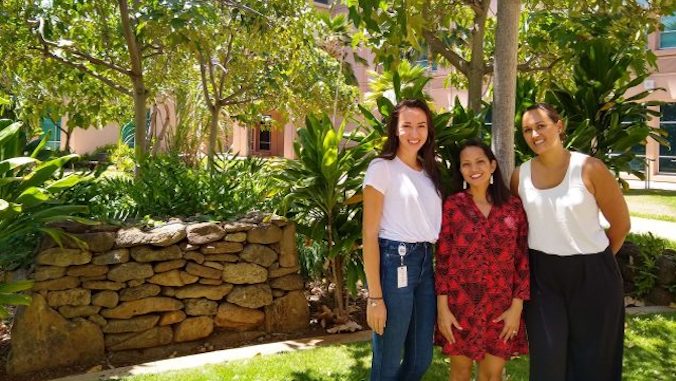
363, 157, 442, 243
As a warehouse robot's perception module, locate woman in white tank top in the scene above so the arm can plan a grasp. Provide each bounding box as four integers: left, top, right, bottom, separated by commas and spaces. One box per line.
511, 103, 630, 381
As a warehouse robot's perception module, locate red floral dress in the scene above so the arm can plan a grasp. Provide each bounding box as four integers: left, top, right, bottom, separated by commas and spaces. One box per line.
435, 191, 530, 360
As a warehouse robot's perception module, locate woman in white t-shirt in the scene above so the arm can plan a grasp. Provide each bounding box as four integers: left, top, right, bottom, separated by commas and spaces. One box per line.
362, 99, 442, 381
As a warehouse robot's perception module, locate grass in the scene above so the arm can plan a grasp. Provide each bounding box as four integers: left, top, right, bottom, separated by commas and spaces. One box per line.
118, 313, 674, 381
624, 189, 676, 222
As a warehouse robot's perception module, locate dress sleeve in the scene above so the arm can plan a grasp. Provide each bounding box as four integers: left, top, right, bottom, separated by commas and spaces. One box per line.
363, 159, 389, 194
513, 199, 530, 301
435, 197, 455, 295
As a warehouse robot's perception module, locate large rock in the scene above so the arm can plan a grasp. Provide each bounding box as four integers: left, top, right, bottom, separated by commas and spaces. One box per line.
204, 253, 239, 262
120, 284, 161, 301
108, 326, 173, 351
115, 223, 187, 248
92, 290, 119, 308
131, 245, 182, 263
203, 261, 225, 270
224, 232, 247, 242
107, 262, 154, 283
656, 254, 676, 286
269, 266, 300, 279
199, 278, 223, 285
103, 315, 160, 333
92, 249, 130, 265
264, 290, 309, 333
214, 303, 265, 331
184, 251, 206, 264
46, 288, 91, 307
67, 264, 109, 277
34, 276, 80, 291
101, 297, 184, 319
186, 222, 225, 245
173, 316, 214, 342
6, 294, 104, 375
222, 263, 268, 284
240, 244, 277, 267
246, 224, 283, 244
222, 221, 256, 233
270, 274, 304, 291
34, 266, 66, 281
279, 223, 298, 268
180, 271, 199, 285
175, 284, 233, 300
184, 298, 218, 316
159, 310, 187, 326
185, 262, 222, 279
148, 269, 185, 287
200, 242, 244, 255
58, 305, 101, 318
42, 232, 116, 252
82, 280, 125, 291
647, 286, 673, 306
154, 259, 186, 273
35, 248, 91, 267
75, 232, 117, 252
227, 284, 273, 309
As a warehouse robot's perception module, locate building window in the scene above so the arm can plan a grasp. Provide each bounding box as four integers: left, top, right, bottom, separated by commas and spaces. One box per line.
314, 0, 330, 4
660, 14, 676, 49
659, 104, 676, 174
41, 117, 61, 150
258, 130, 271, 151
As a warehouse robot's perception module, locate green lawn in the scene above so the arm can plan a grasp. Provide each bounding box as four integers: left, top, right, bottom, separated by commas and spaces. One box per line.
624, 189, 676, 222
119, 313, 675, 381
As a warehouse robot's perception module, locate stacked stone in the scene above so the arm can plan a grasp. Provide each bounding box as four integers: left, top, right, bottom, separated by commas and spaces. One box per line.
9, 217, 308, 375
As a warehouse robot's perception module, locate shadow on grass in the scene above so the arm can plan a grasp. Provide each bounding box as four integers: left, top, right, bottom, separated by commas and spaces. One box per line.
289, 343, 371, 381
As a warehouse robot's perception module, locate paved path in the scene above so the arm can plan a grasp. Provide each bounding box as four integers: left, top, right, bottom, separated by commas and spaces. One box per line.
50, 330, 371, 381
629, 216, 676, 241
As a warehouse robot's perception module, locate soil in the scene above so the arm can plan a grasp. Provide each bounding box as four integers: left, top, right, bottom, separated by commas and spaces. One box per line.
0, 281, 369, 381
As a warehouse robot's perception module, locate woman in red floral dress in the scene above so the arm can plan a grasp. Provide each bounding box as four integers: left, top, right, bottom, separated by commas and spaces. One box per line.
435, 139, 529, 381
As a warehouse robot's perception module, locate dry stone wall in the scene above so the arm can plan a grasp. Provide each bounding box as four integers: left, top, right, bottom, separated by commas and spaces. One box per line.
7, 217, 309, 375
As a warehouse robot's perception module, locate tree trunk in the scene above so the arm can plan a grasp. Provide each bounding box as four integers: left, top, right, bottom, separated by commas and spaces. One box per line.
208, 106, 220, 170
326, 214, 345, 316
467, 2, 490, 112
492, 0, 521, 182
132, 85, 147, 164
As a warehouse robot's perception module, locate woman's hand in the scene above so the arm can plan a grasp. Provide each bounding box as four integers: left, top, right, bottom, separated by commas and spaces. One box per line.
367, 299, 387, 335
494, 299, 523, 342
437, 303, 463, 344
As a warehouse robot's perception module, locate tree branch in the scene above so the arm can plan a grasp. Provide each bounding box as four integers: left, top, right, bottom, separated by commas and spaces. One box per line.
33, 17, 129, 75
197, 49, 215, 110
422, 29, 468, 75
32, 46, 132, 96
117, 0, 143, 81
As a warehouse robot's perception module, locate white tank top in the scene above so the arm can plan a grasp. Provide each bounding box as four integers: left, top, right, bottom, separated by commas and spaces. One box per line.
518, 152, 609, 255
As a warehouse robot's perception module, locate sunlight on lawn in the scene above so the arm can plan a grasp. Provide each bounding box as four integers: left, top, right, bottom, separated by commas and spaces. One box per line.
120, 313, 674, 381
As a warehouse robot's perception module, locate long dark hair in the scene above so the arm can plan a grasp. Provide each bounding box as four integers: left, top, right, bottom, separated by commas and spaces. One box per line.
455, 139, 511, 206
378, 99, 441, 194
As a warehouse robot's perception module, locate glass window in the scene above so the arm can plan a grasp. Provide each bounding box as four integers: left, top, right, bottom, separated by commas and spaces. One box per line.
259, 130, 271, 151
660, 14, 676, 49
41, 117, 61, 150
659, 104, 676, 174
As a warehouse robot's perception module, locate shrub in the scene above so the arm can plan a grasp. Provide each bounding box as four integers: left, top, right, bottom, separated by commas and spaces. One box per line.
64, 154, 279, 223
626, 232, 668, 297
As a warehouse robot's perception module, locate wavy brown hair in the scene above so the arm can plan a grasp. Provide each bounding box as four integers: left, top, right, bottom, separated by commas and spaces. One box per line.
378, 99, 441, 195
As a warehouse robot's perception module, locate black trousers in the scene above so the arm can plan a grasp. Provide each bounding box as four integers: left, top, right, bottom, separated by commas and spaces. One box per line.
526, 248, 624, 381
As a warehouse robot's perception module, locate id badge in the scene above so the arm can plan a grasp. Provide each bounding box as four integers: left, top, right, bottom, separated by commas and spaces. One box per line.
397, 266, 408, 288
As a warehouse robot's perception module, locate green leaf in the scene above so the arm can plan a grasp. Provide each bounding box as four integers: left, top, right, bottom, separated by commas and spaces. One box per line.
0, 280, 34, 293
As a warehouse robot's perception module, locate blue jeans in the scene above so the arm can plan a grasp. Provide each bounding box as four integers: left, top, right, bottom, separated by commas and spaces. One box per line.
370, 238, 436, 381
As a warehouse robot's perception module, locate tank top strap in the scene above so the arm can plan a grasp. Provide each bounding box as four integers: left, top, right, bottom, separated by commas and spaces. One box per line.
568, 152, 589, 188
518, 159, 533, 198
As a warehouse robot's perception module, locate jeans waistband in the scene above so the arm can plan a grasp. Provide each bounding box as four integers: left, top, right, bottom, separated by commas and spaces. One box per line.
379, 238, 433, 251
